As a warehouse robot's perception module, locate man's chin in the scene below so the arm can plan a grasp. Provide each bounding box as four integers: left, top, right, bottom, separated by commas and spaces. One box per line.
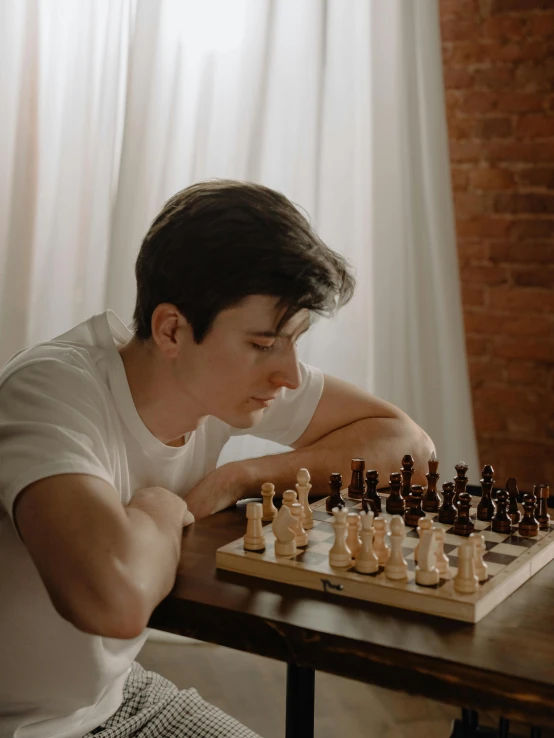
223, 408, 265, 430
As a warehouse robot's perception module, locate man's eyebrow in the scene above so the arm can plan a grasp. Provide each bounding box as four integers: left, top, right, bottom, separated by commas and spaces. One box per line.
246, 321, 310, 340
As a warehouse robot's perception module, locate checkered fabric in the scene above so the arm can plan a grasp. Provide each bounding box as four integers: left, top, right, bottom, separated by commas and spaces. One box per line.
82, 662, 262, 738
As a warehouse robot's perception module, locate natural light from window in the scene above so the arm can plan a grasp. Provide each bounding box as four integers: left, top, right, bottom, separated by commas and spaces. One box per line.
167, 0, 247, 53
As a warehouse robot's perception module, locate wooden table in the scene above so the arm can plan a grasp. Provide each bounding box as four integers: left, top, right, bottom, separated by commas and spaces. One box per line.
149, 501, 554, 736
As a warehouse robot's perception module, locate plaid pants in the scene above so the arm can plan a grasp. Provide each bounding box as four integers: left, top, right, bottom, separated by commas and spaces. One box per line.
82, 662, 262, 738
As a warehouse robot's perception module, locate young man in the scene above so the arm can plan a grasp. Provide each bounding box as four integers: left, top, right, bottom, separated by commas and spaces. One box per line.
0, 180, 434, 738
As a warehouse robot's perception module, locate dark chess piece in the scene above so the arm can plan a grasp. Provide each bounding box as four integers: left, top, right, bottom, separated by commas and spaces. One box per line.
423, 453, 441, 513
491, 489, 512, 534
477, 464, 496, 522
438, 482, 457, 525
326, 472, 345, 512
400, 454, 415, 502
348, 458, 365, 500
405, 485, 426, 527
386, 472, 405, 515
453, 491, 474, 537
362, 469, 381, 515
519, 492, 539, 537
453, 462, 469, 506
506, 478, 521, 525
534, 484, 550, 530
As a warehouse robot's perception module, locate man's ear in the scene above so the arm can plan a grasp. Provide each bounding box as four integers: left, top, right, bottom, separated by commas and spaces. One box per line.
150, 303, 190, 358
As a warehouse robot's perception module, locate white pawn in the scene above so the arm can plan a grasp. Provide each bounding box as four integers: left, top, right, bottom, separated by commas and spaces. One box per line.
414, 517, 433, 563
415, 527, 440, 586
244, 502, 265, 551
261, 482, 278, 521
384, 515, 408, 580
355, 511, 379, 574
469, 532, 488, 582
346, 513, 362, 558
329, 507, 352, 568
282, 489, 298, 511
454, 539, 479, 594
272, 505, 297, 557
434, 526, 451, 579
291, 502, 308, 548
373, 517, 390, 565
296, 468, 314, 530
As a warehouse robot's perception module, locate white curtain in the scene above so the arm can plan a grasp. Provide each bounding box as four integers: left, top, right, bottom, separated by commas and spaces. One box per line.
0, 0, 479, 480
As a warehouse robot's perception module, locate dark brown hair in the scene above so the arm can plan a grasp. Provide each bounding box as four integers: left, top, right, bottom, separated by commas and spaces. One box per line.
133, 179, 355, 342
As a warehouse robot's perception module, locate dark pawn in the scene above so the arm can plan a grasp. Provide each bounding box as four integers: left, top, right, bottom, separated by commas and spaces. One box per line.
477, 465, 496, 522
348, 458, 365, 500
453, 462, 469, 506
506, 478, 521, 525
491, 489, 512, 534
386, 472, 405, 516
519, 492, 539, 537
326, 472, 345, 513
438, 482, 457, 525
423, 455, 441, 513
405, 485, 426, 527
534, 484, 550, 530
363, 469, 381, 515
453, 492, 474, 537
400, 454, 415, 501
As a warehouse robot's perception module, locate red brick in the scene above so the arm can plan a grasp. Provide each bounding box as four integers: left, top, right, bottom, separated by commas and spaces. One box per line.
475, 118, 513, 139
470, 167, 515, 189
440, 19, 478, 42
450, 43, 490, 65
468, 357, 506, 384
454, 192, 488, 218
464, 313, 506, 334
443, 67, 474, 89
466, 335, 491, 357
509, 219, 554, 238
507, 360, 551, 387
490, 242, 554, 263
481, 16, 529, 39
494, 337, 554, 362
489, 286, 554, 312
448, 117, 475, 139
497, 92, 546, 113
474, 67, 515, 91
474, 406, 507, 433
502, 314, 553, 335
449, 141, 486, 162
529, 12, 554, 35
512, 268, 554, 289
451, 166, 469, 190
514, 60, 554, 93
487, 142, 554, 162
506, 412, 540, 435
460, 265, 509, 285
461, 91, 500, 114
474, 385, 542, 413
516, 115, 554, 137
492, 0, 554, 11
456, 217, 512, 238
461, 284, 487, 306
486, 41, 549, 63
517, 167, 554, 188
494, 192, 554, 213
458, 240, 489, 261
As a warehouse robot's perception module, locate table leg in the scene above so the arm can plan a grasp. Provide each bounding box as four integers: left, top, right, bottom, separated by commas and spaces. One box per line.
285, 663, 315, 738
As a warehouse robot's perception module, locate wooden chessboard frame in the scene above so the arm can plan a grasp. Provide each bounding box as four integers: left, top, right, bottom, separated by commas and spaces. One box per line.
216, 494, 554, 623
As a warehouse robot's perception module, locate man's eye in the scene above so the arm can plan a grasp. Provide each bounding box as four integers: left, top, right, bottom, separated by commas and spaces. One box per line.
251, 343, 274, 352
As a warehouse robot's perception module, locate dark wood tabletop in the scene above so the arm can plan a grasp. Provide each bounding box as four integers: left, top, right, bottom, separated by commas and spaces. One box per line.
150, 500, 554, 729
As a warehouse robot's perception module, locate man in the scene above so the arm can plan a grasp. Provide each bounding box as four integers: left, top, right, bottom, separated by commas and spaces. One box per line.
0, 180, 434, 738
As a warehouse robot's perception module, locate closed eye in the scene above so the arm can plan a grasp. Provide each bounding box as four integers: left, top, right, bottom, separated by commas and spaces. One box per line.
251, 342, 274, 352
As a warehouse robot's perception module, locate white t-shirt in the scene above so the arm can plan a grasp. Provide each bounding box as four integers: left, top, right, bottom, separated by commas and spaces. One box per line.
0, 310, 323, 738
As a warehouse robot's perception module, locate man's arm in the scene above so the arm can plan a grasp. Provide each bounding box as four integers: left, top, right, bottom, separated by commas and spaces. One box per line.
185, 374, 434, 519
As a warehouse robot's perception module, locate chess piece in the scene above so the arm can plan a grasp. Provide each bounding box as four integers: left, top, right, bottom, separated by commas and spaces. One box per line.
454, 539, 479, 594
469, 532, 488, 582
386, 472, 405, 515
400, 454, 415, 501
355, 511, 379, 574
329, 507, 352, 567
261, 482, 278, 521
296, 468, 314, 530
423, 451, 441, 513
373, 517, 390, 565
348, 458, 365, 500
405, 485, 426, 527
326, 472, 345, 513
272, 505, 297, 557
282, 489, 298, 517
414, 517, 433, 563
363, 469, 381, 515
454, 462, 469, 506
491, 489, 511, 534
291, 502, 308, 548
346, 512, 362, 558
519, 492, 540, 537
415, 527, 440, 586
438, 482, 457, 525
535, 484, 550, 530
453, 492, 474, 537
477, 465, 496, 522
506, 478, 521, 525
434, 526, 451, 578
384, 515, 408, 580
244, 502, 265, 551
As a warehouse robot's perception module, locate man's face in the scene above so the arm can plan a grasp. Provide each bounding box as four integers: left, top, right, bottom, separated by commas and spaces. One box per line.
175, 296, 310, 428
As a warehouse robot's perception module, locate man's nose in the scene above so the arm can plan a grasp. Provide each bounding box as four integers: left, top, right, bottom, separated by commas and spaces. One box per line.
270, 349, 302, 391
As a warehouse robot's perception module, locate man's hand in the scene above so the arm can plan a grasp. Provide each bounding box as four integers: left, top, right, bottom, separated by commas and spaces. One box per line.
184, 462, 250, 520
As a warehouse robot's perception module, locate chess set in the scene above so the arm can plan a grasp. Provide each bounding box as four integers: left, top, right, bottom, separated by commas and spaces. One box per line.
215, 456, 554, 623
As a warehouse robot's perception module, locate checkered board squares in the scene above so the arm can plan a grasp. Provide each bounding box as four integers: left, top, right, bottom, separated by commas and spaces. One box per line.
215, 494, 554, 623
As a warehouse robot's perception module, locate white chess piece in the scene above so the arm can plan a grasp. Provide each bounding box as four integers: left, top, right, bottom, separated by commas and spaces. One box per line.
384, 515, 408, 580
282, 489, 298, 510
244, 502, 265, 551
454, 539, 479, 594
346, 513, 362, 558
414, 517, 433, 563
261, 482, 278, 521
296, 468, 314, 530
291, 502, 308, 547
415, 527, 440, 586
469, 532, 488, 582
434, 526, 451, 578
329, 507, 352, 567
355, 511, 379, 574
272, 505, 297, 556
373, 517, 390, 565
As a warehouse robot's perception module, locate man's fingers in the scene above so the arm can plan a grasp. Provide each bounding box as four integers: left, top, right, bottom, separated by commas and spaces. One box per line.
182, 509, 195, 527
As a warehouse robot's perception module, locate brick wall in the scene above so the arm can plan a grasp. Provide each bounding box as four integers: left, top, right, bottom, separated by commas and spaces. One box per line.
439, 0, 554, 491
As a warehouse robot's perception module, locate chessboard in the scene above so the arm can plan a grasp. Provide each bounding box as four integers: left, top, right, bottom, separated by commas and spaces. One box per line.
216, 493, 554, 623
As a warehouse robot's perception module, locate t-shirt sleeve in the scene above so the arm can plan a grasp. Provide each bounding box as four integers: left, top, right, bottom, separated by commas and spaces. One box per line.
230, 362, 324, 447
0, 356, 116, 523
